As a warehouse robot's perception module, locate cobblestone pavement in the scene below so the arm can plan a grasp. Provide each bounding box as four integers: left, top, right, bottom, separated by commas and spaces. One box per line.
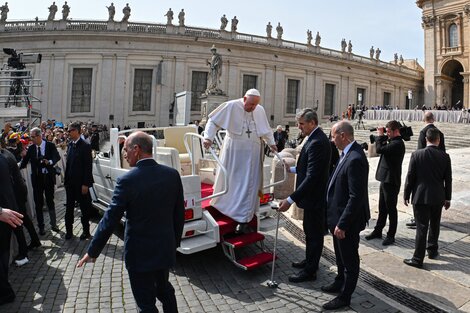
4, 188, 402, 313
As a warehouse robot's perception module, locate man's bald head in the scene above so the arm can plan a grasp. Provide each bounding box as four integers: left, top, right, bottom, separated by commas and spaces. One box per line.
124, 131, 153, 166
423, 111, 435, 123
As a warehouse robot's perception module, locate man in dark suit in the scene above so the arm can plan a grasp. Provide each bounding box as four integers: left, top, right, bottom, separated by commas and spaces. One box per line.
64, 121, 94, 240
0, 152, 24, 305
365, 120, 405, 245
77, 131, 185, 313
407, 111, 445, 228
321, 121, 370, 310
20, 127, 61, 235
278, 109, 331, 283
273, 125, 288, 152
403, 128, 452, 268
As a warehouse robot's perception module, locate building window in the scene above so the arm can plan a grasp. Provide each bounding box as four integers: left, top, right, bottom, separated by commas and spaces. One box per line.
191, 71, 208, 112
242, 75, 258, 95
71, 68, 92, 113
449, 24, 458, 47
383, 92, 391, 108
286, 79, 300, 114
132, 69, 153, 111
324, 83, 335, 116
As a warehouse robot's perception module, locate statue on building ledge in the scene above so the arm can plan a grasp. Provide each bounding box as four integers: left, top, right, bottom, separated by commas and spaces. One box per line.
231, 16, 238, 32
205, 45, 224, 95
399, 54, 404, 66
106, 3, 115, 21
0, 2, 9, 23
315, 31, 321, 46
307, 30, 312, 45
62, 1, 70, 21
347, 40, 353, 53
48, 1, 58, 21
220, 14, 228, 30
266, 22, 272, 38
178, 9, 185, 27
394, 53, 398, 65
370, 46, 374, 59
122, 3, 131, 22
375, 47, 381, 60
341, 38, 347, 52
165, 8, 173, 25
276, 22, 283, 40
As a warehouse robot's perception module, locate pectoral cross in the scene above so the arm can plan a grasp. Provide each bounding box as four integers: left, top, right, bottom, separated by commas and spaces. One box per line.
245, 125, 252, 138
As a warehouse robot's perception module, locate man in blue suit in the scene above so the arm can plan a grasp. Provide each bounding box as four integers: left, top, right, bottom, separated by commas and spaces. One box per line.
77, 131, 185, 313
322, 121, 370, 310
278, 109, 331, 283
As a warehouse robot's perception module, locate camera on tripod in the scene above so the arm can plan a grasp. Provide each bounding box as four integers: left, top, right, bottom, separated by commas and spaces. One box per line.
369, 121, 413, 143
3, 48, 42, 70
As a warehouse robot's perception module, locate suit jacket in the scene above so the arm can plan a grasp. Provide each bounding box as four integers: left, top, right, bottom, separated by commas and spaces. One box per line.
417, 124, 445, 151
64, 138, 94, 188
1, 149, 28, 207
88, 159, 185, 272
20, 140, 60, 184
326, 142, 370, 231
0, 152, 18, 211
290, 128, 331, 211
375, 135, 405, 186
404, 146, 452, 206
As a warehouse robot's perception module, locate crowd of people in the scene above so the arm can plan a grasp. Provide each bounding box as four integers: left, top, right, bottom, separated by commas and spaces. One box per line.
0, 97, 453, 311
0, 118, 106, 305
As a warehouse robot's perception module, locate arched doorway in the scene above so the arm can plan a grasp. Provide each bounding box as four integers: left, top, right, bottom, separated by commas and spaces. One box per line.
441, 60, 464, 109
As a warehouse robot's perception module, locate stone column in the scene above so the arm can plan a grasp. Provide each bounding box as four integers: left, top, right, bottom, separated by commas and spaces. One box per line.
461, 73, 470, 109
100, 54, 115, 126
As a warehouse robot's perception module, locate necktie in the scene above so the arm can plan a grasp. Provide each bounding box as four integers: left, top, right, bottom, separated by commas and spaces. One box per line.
37, 146, 42, 158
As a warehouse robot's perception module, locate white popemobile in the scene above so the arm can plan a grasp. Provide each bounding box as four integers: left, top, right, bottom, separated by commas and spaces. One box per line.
91, 125, 286, 270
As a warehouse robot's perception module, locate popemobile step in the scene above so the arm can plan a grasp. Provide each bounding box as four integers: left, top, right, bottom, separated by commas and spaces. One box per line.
223, 232, 266, 249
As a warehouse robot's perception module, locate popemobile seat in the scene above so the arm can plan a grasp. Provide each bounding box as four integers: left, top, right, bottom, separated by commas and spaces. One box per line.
163, 126, 201, 175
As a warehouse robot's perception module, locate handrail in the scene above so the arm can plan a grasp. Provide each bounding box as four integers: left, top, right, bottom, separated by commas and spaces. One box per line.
215, 130, 226, 150
263, 151, 287, 189
183, 133, 228, 203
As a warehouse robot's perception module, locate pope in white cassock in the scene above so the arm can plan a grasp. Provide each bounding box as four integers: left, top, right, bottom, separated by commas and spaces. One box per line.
203, 89, 277, 233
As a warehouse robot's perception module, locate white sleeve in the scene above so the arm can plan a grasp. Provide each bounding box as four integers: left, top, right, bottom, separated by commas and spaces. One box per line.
203, 118, 220, 141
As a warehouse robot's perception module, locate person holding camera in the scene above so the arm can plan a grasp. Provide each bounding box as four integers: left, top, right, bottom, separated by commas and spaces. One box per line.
19, 127, 61, 235
365, 120, 405, 246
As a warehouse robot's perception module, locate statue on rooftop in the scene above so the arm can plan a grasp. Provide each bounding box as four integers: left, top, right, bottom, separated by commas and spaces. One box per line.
375, 47, 381, 60
341, 38, 347, 52
276, 22, 283, 40
178, 9, 185, 26
231, 16, 238, 32
48, 2, 58, 21
347, 40, 352, 53
106, 2, 115, 21
307, 30, 312, 45
370, 46, 374, 59
122, 3, 131, 22
266, 22, 272, 38
165, 8, 173, 25
62, 1, 70, 21
220, 14, 228, 30
315, 31, 321, 46
0, 2, 9, 23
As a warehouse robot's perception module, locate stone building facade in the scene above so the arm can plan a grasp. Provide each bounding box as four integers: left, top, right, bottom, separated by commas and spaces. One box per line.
417, 0, 470, 109
0, 18, 423, 127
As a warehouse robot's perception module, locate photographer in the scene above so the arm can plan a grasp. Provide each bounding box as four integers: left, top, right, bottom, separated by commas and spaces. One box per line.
365, 120, 405, 246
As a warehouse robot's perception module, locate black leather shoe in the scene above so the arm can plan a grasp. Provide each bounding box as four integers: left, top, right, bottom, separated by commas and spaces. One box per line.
428, 251, 439, 259
406, 219, 416, 228
321, 281, 343, 294
51, 225, 60, 232
322, 297, 350, 310
288, 270, 316, 283
365, 230, 382, 240
65, 233, 73, 240
403, 258, 423, 268
27, 241, 42, 250
292, 259, 307, 269
0, 292, 15, 305
382, 236, 395, 246
79, 233, 92, 240
235, 223, 251, 234
39, 228, 46, 236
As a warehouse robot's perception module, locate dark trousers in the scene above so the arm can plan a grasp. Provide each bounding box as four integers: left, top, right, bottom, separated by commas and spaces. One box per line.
128, 269, 177, 313
330, 226, 360, 302
412, 204, 443, 262
375, 182, 400, 238
0, 223, 14, 299
32, 173, 57, 230
303, 208, 324, 274
65, 185, 91, 235
13, 204, 40, 259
